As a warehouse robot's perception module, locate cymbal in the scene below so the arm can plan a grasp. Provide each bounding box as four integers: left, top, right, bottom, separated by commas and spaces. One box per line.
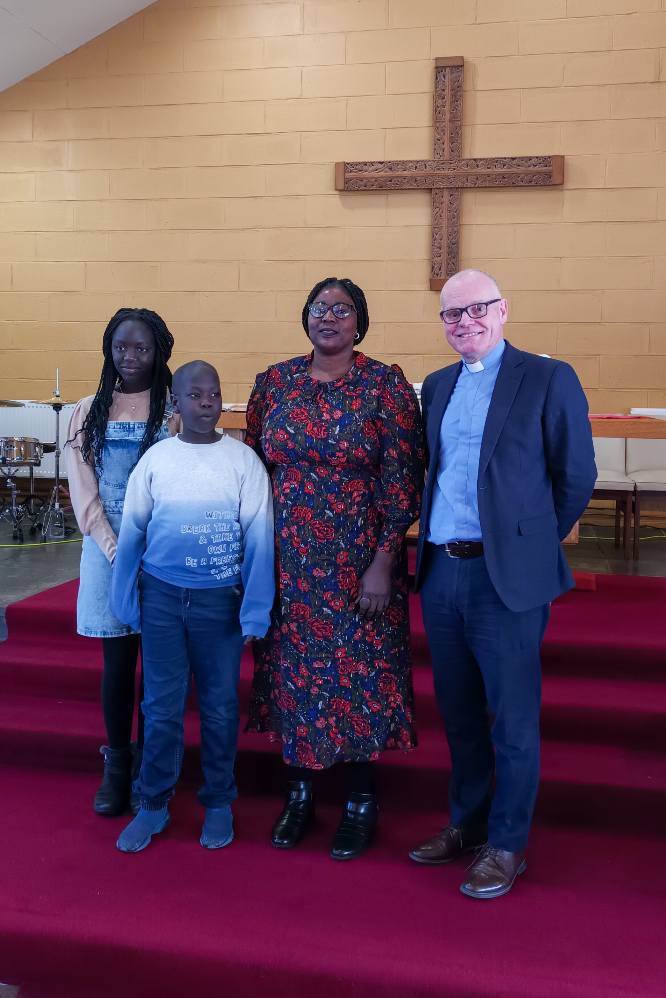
0, 399, 24, 407
26, 397, 77, 406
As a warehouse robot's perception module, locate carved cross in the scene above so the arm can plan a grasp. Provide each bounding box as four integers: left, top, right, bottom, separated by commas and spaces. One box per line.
335, 57, 563, 291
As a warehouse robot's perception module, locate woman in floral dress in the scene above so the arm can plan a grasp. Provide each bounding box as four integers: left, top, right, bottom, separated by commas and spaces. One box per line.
246, 277, 424, 860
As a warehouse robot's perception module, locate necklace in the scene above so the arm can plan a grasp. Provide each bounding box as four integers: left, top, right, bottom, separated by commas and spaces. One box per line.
116, 381, 141, 413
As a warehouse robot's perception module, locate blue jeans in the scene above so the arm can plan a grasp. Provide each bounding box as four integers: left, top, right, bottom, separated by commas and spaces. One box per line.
420, 545, 550, 852
137, 572, 243, 810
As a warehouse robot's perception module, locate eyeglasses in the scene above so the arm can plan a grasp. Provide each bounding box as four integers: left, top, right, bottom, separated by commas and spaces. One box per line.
439, 298, 502, 324
308, 301, 356, 319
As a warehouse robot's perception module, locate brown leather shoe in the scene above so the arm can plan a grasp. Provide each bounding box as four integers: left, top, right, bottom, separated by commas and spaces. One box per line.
459, 845, 527, 899
409, 825, 487, 865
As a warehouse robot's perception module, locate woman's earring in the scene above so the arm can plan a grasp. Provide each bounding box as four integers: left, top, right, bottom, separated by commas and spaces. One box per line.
354, 332, 360, 342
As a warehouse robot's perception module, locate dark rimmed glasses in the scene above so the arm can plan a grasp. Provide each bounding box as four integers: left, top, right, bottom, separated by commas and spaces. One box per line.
308, 301, 356, 319
439, 298, 502, 324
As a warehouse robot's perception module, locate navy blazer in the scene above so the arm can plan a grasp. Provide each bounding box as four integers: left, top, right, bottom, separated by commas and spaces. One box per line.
415, 342, 597, 611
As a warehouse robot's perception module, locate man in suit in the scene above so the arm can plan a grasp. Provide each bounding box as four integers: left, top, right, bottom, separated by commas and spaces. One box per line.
409, 269, 596, 899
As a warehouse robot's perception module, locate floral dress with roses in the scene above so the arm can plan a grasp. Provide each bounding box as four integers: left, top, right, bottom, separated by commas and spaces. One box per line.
245, 352, 424, 768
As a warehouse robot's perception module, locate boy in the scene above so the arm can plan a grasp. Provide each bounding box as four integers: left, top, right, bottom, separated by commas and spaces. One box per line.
111, 361, 274, 852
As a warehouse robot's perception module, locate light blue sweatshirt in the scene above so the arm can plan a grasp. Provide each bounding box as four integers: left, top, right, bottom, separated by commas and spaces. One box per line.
110, 434, 275, 638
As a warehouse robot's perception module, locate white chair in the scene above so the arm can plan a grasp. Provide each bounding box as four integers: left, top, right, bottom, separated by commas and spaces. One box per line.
625, 439, 666, 559
591, 438, 634, 560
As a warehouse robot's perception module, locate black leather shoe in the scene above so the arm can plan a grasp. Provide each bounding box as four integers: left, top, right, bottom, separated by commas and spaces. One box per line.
93, 745, 132, 816
271, 781, 314, 849
330, 793, 378, 861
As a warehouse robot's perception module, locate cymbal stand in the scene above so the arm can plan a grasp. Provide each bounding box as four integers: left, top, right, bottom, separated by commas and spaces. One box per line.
2, 476, 25, 543
0, 470, 43, 542
40, 390, 70, 541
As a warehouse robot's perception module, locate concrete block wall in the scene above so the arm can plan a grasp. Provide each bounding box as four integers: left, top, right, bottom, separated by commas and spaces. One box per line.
0, 0, 665, 407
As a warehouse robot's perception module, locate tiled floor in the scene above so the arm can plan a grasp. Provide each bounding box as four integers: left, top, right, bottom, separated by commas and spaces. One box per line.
569, 521, 666, 577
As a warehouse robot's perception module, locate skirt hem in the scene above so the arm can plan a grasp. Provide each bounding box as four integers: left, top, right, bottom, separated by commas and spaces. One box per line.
77, 627, 139, 638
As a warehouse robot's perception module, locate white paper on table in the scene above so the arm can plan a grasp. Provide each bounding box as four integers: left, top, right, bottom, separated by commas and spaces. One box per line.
629, 408, 666, 420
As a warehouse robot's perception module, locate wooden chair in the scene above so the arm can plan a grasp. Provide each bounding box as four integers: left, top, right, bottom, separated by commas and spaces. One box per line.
591, 438, 634, 560
626, 439, 666, 560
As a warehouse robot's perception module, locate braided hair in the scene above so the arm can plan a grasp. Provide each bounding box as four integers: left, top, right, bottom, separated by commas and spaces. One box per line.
301, 277, 370, 343
79, 307, 174, 469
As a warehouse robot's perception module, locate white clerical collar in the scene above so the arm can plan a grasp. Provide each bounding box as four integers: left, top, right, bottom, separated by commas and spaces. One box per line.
463, 339, 506, 375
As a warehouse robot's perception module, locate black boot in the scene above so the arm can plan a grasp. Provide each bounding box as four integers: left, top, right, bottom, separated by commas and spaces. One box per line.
330, 793, 378, 861
93, 745, 132, 816
271, 781, 314, 849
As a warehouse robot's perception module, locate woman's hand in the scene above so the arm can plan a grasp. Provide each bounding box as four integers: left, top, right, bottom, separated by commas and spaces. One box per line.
355, 550, 394, 619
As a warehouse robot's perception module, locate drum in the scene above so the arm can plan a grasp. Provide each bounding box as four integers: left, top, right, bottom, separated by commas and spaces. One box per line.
0, 437, 43, 466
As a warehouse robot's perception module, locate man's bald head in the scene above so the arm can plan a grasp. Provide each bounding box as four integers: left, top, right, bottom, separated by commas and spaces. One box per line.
441, 269, 501, 307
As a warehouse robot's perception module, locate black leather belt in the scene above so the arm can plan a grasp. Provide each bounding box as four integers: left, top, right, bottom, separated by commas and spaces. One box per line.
439, 541, 484, 559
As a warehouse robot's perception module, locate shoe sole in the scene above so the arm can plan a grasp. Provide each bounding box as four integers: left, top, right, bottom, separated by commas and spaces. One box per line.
94, 798, 131, 817
200, 830, 234, 850
330, 850, 370, 861
408, 843, 485, 865
116, 815, 170, 854
330, 833, 376, 861
271, 816, 314, 849
459, 860, 527, 900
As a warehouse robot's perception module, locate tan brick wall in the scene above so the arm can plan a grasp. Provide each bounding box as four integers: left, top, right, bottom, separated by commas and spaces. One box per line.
0, 0, 665, 408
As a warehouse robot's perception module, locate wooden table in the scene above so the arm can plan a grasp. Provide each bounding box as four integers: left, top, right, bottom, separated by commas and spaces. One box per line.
219, 410, 248, 431
589, 417, 666, 439
220, 411, 666, 438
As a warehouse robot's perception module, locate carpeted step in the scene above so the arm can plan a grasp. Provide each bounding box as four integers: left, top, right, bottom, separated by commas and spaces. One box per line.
5, 577, 666, 685
0, 763, 663, 998
3, 663, 664, 763
2, 577, 666, 998
540, 674, 666, 748
411, 669, 666, 750
0, 691, 663, 833
542, 577, 666, 679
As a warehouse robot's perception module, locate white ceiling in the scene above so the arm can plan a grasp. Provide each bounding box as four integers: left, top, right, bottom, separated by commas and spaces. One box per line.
0, 0, 156, 92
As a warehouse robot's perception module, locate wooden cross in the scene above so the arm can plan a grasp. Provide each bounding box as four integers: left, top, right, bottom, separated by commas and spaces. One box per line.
335, 57, 563, 291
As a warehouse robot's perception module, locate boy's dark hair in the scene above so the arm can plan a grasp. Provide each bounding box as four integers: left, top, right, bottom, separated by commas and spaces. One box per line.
301, 277, 370, 343
172, 360, 220, 396
79, 307, 174, 469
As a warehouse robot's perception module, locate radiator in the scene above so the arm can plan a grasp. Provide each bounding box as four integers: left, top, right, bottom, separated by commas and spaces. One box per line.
0, 402, 76, 479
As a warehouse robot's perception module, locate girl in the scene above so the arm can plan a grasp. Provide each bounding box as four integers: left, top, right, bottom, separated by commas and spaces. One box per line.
66, 307, 177, 816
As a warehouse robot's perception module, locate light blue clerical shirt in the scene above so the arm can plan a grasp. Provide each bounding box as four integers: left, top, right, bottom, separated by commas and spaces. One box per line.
428, 339, 506, 544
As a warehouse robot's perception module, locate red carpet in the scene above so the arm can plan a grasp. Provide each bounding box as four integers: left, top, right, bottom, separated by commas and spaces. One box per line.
0, 576, 664, 998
